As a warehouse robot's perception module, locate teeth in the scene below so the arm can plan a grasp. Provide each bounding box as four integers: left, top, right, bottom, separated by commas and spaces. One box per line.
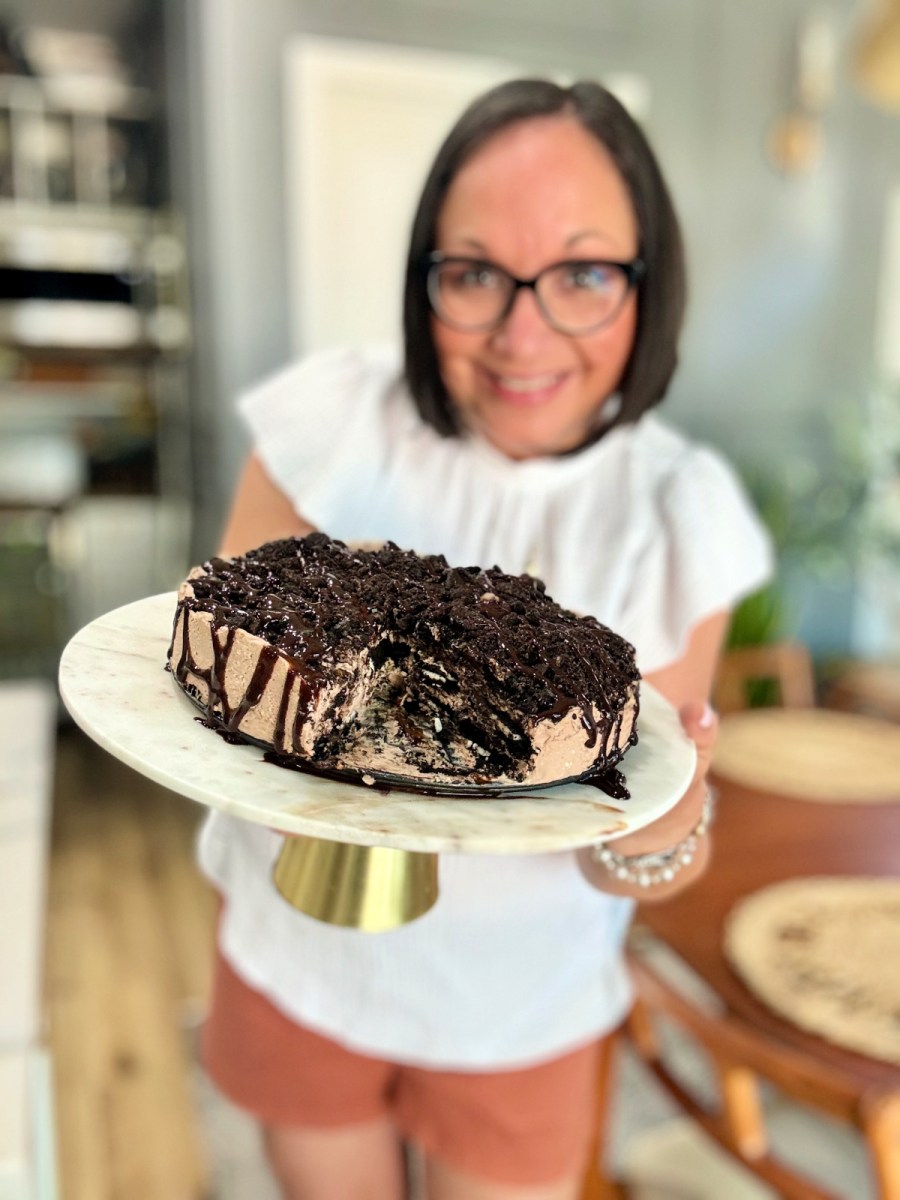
496, 374, 561, 393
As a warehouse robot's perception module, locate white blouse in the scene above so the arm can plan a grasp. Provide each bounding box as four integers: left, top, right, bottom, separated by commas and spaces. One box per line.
198, 346, 773, 1069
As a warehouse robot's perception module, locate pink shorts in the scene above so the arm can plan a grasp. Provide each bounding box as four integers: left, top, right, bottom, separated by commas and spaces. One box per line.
201, 948, 611, 1186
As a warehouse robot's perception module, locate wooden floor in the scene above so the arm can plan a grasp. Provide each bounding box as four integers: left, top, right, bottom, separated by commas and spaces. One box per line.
44, 724, 219, 1200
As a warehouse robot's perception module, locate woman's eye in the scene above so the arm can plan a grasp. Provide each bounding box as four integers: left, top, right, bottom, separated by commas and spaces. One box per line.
565, 265, 614, 291
459, 266, 499, 288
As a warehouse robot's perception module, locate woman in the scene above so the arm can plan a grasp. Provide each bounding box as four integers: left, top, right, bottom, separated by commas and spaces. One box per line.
201, 79, 772, 1199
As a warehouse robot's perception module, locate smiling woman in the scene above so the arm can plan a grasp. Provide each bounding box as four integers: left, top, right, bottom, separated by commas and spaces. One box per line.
403, 80, 687, 456
427, 117, 641, 460
203, 78, 773, 1200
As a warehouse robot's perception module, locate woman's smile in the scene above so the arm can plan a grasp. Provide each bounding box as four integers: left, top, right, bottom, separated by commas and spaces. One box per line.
480, 366, 572, 406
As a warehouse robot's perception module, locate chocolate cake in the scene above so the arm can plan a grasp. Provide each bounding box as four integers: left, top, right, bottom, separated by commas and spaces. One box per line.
167, 534, 640, 789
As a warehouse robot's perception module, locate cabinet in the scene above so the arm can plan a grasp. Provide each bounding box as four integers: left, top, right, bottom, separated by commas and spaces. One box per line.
0, 75, 191, 680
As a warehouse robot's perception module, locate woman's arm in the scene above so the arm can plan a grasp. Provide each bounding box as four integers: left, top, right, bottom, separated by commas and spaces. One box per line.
218, 453, 316, 557
576, 609, 730, 902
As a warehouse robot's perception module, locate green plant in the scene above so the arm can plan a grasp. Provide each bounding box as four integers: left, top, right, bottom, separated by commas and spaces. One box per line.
727, 583, 783, 648
726, 400, 888, 651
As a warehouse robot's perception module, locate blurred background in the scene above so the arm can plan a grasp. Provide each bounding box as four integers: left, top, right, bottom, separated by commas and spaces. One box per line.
0, 0, 897, 679
1, 1, 899, 1198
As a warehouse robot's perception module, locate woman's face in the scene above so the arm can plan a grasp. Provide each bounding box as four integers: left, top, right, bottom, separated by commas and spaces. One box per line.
432, 116, 640, 460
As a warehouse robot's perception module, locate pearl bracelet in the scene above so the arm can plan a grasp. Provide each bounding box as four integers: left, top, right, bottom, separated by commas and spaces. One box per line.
590, 789, 715, 888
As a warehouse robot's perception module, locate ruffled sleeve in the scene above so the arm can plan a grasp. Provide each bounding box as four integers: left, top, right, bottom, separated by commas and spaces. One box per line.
237, 346, 400, 532
618, 443, 775, 674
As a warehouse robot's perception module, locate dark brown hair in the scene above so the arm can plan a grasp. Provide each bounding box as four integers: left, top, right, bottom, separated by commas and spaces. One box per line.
402, 78, 687, 438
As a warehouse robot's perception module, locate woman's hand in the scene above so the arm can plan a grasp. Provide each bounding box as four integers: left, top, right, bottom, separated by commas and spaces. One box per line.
575, 701, 719, 901
610, 700, 717, 854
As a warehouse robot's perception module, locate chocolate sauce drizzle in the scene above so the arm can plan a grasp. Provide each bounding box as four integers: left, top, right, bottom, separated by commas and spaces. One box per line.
167, 533, 640, 789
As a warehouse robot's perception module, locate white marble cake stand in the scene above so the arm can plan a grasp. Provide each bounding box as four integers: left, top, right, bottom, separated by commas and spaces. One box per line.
58, 593, 696, 855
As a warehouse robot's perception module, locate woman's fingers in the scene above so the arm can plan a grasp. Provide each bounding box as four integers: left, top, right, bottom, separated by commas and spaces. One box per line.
599, 700, 717, 859
679, 700, 718, 786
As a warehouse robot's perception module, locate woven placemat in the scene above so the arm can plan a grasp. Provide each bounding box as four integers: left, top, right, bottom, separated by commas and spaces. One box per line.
724, 877, 900, 1064
712, 709, 900, 802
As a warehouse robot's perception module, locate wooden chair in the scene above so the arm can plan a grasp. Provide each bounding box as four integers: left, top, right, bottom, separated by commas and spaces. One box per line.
582, 945, 900, 1200
713, 641, 816, 715
580, 1035, 629, 1200
823, 661, 900, 723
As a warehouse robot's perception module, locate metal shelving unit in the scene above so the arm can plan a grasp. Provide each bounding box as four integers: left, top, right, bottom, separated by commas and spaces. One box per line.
0, 72, 191, 681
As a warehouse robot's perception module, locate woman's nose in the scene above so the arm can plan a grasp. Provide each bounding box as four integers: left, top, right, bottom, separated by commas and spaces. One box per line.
489, 286, 557, 356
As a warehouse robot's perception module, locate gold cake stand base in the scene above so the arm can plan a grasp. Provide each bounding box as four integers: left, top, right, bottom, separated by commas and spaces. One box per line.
273, 836, 439, 931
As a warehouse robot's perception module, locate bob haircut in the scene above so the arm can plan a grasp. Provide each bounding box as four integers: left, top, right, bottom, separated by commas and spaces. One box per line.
403, 78, 687, 439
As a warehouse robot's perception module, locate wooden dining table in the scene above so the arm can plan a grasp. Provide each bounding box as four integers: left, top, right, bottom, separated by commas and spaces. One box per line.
636, 706, 900, 1098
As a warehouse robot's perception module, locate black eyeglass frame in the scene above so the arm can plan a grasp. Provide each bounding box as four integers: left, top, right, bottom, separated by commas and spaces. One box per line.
425, 251, 646, 335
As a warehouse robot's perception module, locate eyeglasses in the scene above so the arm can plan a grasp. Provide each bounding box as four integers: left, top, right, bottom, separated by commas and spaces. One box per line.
425, 252, 645, 336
